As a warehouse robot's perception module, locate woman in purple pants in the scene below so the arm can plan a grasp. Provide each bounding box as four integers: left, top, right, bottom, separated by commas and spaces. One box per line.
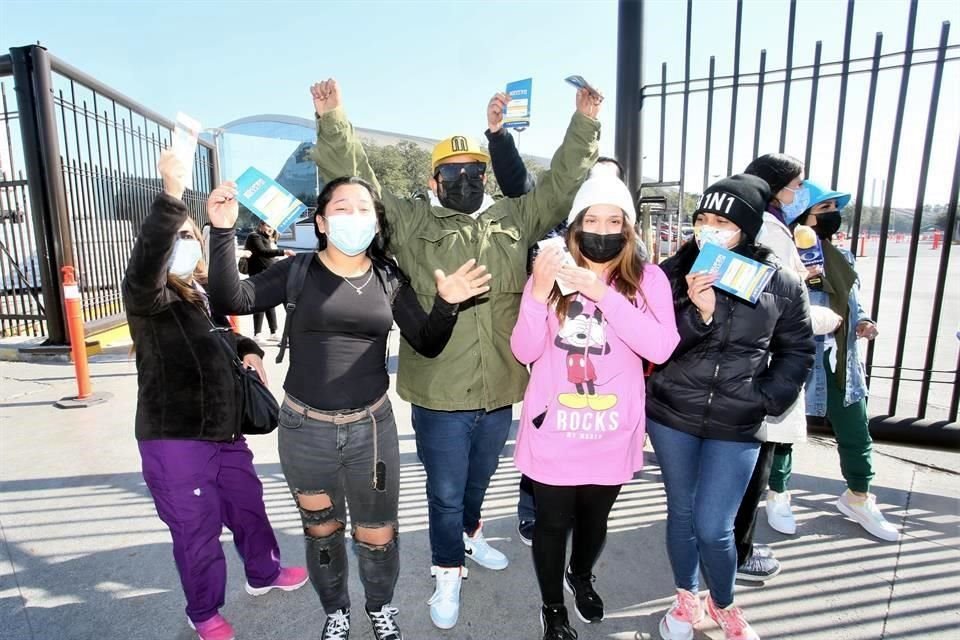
122, 149, 307, 640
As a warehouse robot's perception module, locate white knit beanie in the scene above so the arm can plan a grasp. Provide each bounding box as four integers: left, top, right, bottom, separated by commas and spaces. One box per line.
567, 174, 637, 226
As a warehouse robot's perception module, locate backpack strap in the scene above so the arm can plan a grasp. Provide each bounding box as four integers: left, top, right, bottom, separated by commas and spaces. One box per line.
275, 252, 313, 364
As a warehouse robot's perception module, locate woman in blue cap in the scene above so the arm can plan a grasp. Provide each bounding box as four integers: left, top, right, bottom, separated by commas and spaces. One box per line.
772, 180, 900, 542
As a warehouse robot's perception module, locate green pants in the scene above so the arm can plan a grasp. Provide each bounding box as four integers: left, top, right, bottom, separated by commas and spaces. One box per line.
769, 351, 875, 494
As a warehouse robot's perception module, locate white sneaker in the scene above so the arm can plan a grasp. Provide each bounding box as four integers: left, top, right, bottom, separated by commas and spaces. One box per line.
268, 332, 281, 342
836, 490, 901, 542
428, 566, 467, 629
463, 523, 509, 570
765, 490, 797, 535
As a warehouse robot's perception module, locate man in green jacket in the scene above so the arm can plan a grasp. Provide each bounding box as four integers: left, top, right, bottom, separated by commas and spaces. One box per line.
309, 78, 601, 631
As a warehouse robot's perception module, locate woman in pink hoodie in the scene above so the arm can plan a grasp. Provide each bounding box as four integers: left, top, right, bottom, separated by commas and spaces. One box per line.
511, 174, 680, 640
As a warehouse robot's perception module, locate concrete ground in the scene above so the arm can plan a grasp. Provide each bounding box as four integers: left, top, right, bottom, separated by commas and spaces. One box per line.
1, 322, 958, 640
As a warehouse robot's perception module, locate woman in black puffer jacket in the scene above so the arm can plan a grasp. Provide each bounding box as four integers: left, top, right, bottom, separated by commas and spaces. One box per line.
646, 174, 814, 640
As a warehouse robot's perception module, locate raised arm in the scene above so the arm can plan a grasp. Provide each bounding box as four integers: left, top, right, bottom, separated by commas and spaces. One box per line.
515, 89, 602, 243
203, 181, 288, 315
485, 92, 533, 198
122, 150, 188, 315
308, 79, 427, 248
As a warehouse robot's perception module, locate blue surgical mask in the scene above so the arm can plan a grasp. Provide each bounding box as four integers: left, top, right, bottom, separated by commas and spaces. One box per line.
781, 185, 810, 224
325, 213, 378, 256
167, 239, 202, 278
694, 224, 739, 249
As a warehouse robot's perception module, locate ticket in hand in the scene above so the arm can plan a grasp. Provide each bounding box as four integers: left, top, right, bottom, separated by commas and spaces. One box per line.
690, 242, 775, 304
564, 75, 602, 99
538, 236, 577, 296
171, 112, 201, 190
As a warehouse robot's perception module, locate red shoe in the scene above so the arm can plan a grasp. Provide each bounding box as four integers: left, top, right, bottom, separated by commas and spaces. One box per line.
706, 595, 760, 640
188, 614, 235, 640
244, 566, 309, 596
659, 589, 703, 640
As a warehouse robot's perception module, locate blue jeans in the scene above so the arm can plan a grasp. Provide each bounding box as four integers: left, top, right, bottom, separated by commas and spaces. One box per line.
517, 474, 537, 521
646, 418, 760, 608
412, 405, 513, 567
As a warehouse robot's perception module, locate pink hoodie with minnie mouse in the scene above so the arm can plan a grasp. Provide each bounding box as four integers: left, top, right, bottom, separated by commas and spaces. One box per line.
511, 264, 680, 486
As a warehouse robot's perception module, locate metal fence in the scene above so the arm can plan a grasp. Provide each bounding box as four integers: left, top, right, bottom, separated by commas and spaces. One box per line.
615, 0, 959, 427
0, 45, 217, 343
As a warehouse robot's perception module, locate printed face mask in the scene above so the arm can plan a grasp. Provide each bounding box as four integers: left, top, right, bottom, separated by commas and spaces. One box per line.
694, 224, 739, 249
781, 185, 811, 223
325, 213, 377, 256
167, 238, 202, 278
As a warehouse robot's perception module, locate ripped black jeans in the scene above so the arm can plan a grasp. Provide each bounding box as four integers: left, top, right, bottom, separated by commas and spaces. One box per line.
278, 394, 400, 613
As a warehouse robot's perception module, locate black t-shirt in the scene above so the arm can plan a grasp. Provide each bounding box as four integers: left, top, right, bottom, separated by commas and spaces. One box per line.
207, 229, 459, 410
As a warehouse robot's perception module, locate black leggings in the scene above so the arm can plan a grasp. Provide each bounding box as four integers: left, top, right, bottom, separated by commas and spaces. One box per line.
733, 441, 776, 565
532, 481, 622, 606
253, 307, 278, 335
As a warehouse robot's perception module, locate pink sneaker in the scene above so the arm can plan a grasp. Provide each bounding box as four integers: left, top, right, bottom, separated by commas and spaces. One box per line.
244, 566, 309, 596
706, 595, 760, 640
658, 589, 703, 640
188, 613, 235, 640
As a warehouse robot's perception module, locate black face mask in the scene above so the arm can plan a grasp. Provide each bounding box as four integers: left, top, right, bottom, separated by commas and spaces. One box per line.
579, 232, 625, 263
813, 211, 842, 238
438, 175, 485, 214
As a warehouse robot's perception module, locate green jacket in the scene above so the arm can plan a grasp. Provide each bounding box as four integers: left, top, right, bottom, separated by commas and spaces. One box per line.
311, 108, 600, 410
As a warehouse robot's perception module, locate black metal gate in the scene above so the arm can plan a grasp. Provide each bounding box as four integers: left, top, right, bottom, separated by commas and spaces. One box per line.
0, 45, 217, 344
615, 0, 959, 430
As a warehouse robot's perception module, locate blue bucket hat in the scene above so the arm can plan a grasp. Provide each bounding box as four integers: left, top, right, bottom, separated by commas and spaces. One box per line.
789, 179, 851, 224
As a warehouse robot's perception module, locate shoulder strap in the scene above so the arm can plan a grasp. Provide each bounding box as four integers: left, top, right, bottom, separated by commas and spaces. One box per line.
276, 252, 313, 364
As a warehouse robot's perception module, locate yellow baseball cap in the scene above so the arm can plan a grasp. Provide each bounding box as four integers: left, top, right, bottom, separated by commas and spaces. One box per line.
431, 135, 490, 172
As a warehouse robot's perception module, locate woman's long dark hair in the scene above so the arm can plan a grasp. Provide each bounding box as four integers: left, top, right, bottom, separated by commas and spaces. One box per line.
744, 153, 803, 207
314, 176, 394, 269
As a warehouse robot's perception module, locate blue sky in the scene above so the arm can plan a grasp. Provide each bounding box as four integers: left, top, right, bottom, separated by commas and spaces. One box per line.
2, 0, 958, 205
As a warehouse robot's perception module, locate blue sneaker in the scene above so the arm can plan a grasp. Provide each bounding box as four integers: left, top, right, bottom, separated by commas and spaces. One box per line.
463, 523, 509, 570
428, 566, 466, 629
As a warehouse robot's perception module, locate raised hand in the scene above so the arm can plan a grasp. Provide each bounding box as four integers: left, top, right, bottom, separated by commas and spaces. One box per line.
157, 148, 187, 200
487, 92, 510, 134
206, 182, 239, 229
576, 86, 603, 119
685, 272, 717, 322
558, 264, 608, 302
310, 78, 342, 115
531, 247, 564, 303
435, 259, 492, 304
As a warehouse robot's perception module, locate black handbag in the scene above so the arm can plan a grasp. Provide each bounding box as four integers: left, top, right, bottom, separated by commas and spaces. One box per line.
203, 313, 279, 435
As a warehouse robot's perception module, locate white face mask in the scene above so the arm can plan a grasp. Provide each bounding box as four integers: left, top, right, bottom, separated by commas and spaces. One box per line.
168, 239, 202, 278
325, 213, 378, 256
694, 224, 739, 249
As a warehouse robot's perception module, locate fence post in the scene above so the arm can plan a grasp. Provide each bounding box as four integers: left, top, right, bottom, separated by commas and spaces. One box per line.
54, 266, 110, 408
10, 45, 74, 345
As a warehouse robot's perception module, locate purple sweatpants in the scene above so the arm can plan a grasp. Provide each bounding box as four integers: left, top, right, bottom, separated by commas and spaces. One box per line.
139, 437, 281, 624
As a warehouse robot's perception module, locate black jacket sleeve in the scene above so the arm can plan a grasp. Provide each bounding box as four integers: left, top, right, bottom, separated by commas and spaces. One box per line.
756, 274, 816, 415
245, 232, 285, 258
486, 128, 534, 198
122, 193, 188, 315
208, 227, 289, 315
671, 303, 716, 359
391, 281, 459, 358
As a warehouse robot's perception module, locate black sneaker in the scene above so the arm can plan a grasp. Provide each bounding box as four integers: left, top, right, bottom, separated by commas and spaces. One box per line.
540, 604, 578, 640
366, 605, 402, 640
563, 567, 604, 623
518, 520, 535, 546
736, 550, 782, 582
321, 608, 350, 640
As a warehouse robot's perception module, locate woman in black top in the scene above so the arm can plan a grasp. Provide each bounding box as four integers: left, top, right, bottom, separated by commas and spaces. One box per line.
244, 220, 292, 341
207, 175, 491, 640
